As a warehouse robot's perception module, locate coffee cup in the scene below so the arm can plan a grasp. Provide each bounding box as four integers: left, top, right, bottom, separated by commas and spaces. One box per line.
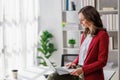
12, 70, 18, 79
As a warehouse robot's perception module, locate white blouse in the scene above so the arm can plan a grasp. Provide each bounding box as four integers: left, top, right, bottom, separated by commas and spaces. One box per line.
78, 34, 93, 65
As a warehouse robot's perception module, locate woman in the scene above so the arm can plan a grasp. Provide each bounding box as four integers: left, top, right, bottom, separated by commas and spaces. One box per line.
48, 6, 109, 80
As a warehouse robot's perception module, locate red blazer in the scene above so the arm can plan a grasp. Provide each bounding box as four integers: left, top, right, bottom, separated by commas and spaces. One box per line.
73, 29, 109, 80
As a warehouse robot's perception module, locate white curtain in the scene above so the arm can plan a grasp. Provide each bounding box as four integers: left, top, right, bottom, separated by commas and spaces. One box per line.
0, 0, 39, 79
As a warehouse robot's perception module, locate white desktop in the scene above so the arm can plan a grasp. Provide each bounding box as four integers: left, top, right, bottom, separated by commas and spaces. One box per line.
5, 66, 115, 80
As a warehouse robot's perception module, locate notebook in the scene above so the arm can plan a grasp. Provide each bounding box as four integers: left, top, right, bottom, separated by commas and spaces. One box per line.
42, 54, 75, 75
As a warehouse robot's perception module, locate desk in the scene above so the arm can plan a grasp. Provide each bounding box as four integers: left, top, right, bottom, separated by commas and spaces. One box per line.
5, 67, 115, 80
5, 66, 53, 80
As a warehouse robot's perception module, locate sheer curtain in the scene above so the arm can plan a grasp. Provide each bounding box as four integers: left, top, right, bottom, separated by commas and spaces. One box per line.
0, 0, 39, 79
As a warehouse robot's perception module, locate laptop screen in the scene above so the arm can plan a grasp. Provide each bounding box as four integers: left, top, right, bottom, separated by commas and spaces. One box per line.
40, 53, 56, 71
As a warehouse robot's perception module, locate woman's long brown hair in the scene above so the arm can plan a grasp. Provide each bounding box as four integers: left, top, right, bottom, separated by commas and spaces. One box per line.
78, 6, 104, 36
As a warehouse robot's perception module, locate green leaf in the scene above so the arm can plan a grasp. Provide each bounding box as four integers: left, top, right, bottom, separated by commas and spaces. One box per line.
68, 39, 76, 44
37, 30, 57, 66
37, 48, 44, 54
39, 61, 47, 66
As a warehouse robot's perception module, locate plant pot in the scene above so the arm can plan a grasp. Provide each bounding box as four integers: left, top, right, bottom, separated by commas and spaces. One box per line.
69, 44, 74, 48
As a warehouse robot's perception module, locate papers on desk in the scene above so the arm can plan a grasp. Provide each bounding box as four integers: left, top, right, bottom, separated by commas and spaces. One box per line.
104, 70, 115, 80
17, 67, 53, 80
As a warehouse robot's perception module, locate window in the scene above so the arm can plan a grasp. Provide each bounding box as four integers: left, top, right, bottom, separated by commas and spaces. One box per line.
0, 0, 40, 79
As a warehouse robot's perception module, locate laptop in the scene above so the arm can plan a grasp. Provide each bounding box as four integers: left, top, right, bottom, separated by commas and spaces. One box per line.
41, 54, 75, 75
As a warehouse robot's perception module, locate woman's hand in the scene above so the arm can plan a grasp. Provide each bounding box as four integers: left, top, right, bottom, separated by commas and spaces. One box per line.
65, 62, 76, 69
70, 67, 83, 76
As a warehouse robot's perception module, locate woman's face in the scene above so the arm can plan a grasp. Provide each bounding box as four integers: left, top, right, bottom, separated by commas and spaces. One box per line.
79, 13, 91, 29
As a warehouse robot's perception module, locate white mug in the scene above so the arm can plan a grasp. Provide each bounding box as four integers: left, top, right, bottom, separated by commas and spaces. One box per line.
12, 70, 18, 79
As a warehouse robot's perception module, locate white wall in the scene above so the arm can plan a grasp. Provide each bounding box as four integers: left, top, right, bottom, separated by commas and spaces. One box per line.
39, 0, 63, 66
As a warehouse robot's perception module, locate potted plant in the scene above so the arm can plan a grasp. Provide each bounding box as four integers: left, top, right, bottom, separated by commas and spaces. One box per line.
37, 30, 57, 66
68, 39, 76, 48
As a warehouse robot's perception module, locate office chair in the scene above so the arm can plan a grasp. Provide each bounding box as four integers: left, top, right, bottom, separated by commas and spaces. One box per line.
61, 54, 78, 66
